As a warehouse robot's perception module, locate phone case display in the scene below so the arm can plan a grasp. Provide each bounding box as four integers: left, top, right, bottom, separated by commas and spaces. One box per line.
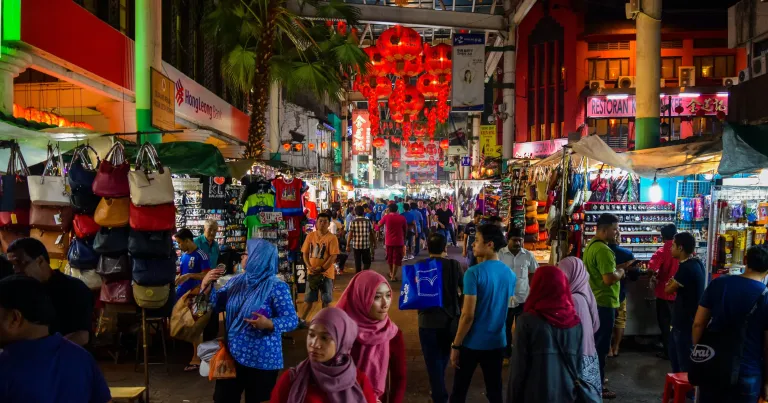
173, 178, 247, 251
251, 225, 292, 282
584, 202, 675, 261
711, 193, 768, 274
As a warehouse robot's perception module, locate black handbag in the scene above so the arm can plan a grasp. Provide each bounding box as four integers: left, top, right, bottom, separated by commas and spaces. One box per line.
128, 229, 173, 259
70, 190, 101, 215
68, 237, 99, 269
132, 257, 177, 286
96, 254, 131, 278
689, 287, 768, 388
1, 144, 30, 212
93, 226, 130, 255
67, 145, 100, 190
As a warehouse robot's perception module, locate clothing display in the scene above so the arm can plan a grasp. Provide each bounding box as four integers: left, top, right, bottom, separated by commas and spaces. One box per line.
174, 178, 247, 252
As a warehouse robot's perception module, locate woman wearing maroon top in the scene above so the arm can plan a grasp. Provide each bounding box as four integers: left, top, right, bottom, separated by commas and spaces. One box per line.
337, 271, 406, 403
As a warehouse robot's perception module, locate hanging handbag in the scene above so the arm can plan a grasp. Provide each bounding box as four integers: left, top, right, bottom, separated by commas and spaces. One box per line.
128, 229, 173, 259
93, 226, 130, 255
99, 279, 133, 304
132, 257, 177, 286
1, 144, 31, 211
30, 204, 73, 232
68, 265, 103, 291
0, 209, 29, 227
129, 143, 174, 206
132, 283, 171, 309
30, 228, 70, 259
96, 254, 131, 278
0, 228, 28, 253
73, 214, 100, 239
94, 197, 130, 227
129, 203, 176, 231
92, 142, 130, 198
68, 237, 100, 269
28, 144, 70, 206
70, 190, 100, 215
171, 286, 213, 343
67, 145, 100, 191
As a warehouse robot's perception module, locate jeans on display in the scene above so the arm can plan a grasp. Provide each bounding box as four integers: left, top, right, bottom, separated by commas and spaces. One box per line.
595, 306, 616, 385
656, 298, 673, 356
699, 375, 762, 403
505, 304, 525, 358
669, 327, 693, 373
353, 248, 372, 273
450, 347, 505, 403
419, 327, 453, 403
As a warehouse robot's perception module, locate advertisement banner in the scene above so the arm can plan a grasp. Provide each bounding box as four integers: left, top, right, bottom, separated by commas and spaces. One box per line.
163, 62, 232, 134
351, 111, 372, 155
451, 34, 485, 112
587, 94, 728, 118
150, 68, 175, 131
514, 138, 569, 159
375, 139, 391, 171
479, 125, 501, 158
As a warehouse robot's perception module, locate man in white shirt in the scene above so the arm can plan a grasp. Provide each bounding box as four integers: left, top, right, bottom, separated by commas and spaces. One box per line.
498, 228, 538, 360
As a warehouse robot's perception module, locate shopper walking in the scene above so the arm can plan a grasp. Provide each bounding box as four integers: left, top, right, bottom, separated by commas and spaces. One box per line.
498, 227, 538, 360
693, 245, 768, 403
347, 206, 374, 273
559, 257, 603, 396
507, 265, 594, 403
462, 210, 482, 268
270, 307, 377, 403
417, 233, 463, 403
402, 203, 418, 260
582, 213, 623, 400
436, 200, 457, 247
337, 271, 406, 403
664, 231, 705, 373
379, 204, 407, 281
648, 224, 679, 360
450, 224, 516, 403
607, 232, 638, 358
300, 213, 340, 326
409, 201, 424, 257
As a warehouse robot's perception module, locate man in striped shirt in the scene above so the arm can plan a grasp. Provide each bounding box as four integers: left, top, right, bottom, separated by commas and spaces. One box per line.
347, 206, 374, 273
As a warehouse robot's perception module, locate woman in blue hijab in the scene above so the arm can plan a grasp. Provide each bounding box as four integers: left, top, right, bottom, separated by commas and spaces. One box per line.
201, 239, 299, 403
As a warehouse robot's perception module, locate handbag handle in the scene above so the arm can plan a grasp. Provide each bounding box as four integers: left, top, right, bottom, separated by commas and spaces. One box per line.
135, 142, 165, 174
104, 142, 126, 165
41, 144, 65, 179
70, 145, 101, 171
13, 144, 30, 176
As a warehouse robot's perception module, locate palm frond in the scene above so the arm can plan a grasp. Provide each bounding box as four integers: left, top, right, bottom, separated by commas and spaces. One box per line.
221, 45, 257, 94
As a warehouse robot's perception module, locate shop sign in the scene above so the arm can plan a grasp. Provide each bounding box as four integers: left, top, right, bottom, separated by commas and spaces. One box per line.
259, 212, 283, 224
514, 138, 568, 159
461, 156, 471, 166
150, 68, 175, 131
587, 94, 728, 118
351, 110, 371, 155
479, 125, 501, 158
451, 34, 485, 112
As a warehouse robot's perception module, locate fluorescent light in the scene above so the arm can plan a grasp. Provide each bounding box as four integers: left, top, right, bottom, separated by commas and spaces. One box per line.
716, 92, 729, 97
679, 93, 701, 98
606, 95, 628, 100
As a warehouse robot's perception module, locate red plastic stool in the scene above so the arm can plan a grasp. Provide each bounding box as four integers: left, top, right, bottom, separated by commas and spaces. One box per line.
662, 373, 694, 403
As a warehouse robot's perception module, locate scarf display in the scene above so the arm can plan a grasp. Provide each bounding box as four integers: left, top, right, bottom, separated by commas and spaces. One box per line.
558, 257, 600, 356
524, 265, 581, 329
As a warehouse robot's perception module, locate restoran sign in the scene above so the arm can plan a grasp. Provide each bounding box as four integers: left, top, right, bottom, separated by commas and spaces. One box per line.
587, 94, 728, 118
351, 110, 371, 155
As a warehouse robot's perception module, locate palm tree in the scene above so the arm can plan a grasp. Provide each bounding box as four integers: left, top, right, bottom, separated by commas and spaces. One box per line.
206, 0, 369, 158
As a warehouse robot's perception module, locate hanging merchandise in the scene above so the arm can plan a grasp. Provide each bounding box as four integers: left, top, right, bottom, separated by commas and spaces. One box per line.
128, 143, 174, 206
30, 228, 69, 259
129, 203, 177, 231
28, 145, 70, 206
30, 204, 73, 232
94, 197, 130, 228
92, 142, 130, 198
175, 177, 247, 252
68, 237, 99, 269
1, 143, 30, 212
68, 146, 101, 215
132, 257, 177, 286
93, 226, 130, 256
132, 284, 171, 309
128, 229, 174, 259
73, 214, 100, 238
100, 280, 132, 304
0, 228, 26, 253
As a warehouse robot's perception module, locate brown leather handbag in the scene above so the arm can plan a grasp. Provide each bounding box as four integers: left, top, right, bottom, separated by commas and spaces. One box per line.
30, 204, 73, 232
0, 228, 29, 252
94, 197, 129, 228
30, 228, 70, 259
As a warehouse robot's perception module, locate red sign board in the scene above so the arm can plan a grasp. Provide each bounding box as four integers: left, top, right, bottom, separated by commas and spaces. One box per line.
351, 111, 371, 155
514, 138, 568, 159
587, 94, 728, 118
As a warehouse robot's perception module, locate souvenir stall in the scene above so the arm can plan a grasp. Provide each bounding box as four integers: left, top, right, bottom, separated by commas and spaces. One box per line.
406, 182, 452, 200
454, 180, 488, 225
298, 172, 334, 218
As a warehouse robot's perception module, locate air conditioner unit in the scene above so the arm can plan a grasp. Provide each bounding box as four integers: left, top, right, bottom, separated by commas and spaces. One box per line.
679, 66, 696, 87
660, 78, 666, 88
723, 76, 739, 87
618, 76, 636, 89
739, 68, 750, 83
753, 55, 767, 78
589, 80, 605, 90
625, 0, 640, 19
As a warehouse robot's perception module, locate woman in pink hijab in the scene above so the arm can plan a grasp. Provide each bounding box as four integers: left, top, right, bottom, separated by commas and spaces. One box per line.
337, 271, 406, 403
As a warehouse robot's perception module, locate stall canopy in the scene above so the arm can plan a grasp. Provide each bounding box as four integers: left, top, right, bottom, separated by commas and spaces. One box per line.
535, 135, 722, 178
718, 123, 768, 176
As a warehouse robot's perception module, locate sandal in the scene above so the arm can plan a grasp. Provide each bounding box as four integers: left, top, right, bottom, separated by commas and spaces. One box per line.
602, 389, 617, 399
184, 364, 200, 372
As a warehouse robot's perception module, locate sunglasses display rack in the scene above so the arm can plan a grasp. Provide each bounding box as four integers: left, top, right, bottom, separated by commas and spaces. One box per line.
583, 202, 675, 261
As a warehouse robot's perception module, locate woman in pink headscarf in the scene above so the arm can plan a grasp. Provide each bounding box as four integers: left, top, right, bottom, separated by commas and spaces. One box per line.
270, 307, 377, 403
337, 271, 406, 403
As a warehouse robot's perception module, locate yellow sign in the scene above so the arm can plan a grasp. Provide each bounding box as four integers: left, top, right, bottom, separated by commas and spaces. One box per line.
479, 125, 501, 158
151, 68, 175, 131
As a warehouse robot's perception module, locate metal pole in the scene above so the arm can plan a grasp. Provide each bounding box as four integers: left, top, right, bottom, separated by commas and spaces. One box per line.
142, 308, 150, 402
634, 0, 662, 150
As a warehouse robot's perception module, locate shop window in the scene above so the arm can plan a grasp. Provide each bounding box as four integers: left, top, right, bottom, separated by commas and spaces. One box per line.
661, 57, 682, 79
694, 55, 735, 79
691, 117, 725, 136
588, 118, 630, 136
588, 58, 630, 81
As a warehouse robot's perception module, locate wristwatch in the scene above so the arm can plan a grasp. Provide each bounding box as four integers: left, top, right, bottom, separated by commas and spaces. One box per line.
451, 344, 462, 350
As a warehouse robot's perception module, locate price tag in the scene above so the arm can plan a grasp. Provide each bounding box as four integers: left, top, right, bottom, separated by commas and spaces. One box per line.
55, 234, 64, 245
259, 212, 283, 224
10, 213, 17, 225
54, 214, 62, 225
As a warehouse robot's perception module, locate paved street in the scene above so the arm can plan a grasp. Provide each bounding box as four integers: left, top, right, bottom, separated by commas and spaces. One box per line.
101, 245, 670, 402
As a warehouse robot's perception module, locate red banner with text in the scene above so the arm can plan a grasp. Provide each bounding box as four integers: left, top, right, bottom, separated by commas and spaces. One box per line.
351, 110, 371, 155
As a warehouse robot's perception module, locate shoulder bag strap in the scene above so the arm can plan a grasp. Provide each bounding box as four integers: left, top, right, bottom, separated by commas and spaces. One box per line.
550, 325, 583, 386
6, 144, 15, 174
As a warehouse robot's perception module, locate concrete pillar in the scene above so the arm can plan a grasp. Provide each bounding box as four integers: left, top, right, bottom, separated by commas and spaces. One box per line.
634, 0, 662, 150
135, 0, 163, 144
502, 24, 516, 161
471, 113, 481, 165
268, 82, 280, 159
0, 48, 31, 115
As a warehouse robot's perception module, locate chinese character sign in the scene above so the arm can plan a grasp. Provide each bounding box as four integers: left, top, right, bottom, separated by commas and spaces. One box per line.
479, 125, 501, 158
451, 34, 485, 112
351, 110, 372, 155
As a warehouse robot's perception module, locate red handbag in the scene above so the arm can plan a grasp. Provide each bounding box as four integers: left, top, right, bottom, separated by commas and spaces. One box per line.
0, 209, 29, 227
92, 142, 130, 198
73, 214, 100, 238
100, 279, 133, 304
129, 203, 176, 231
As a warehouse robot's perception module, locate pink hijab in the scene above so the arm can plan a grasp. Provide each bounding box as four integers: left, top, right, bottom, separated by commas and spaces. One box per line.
336, 271, 399, 397
558, 257, 600, 357
287, 307, 367, 403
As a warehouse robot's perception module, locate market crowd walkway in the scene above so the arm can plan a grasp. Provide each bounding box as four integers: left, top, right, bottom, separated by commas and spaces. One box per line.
101, 245, 670, 402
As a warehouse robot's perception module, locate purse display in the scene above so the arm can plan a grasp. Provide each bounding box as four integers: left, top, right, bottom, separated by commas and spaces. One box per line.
30, 204, 73, 232
30, 228, 70, 259
0, 228, 29, 253
92, 142, 130, 198
68, 237, 99, 269
28, 145, 70, 206
93, 226, 130, 255
1, 144, 31, 212
68, 265, 102, 291
67, 145, 100, 191
129, 143, 174, 206
100, 279, 133, 304
96, 254, 131, 278
94, 197, 130, 228
70, 191, 100, 215
0, 209, 29, 227
129, 203, 176, 231
132, 283, 171, 309
132, 257, 177, 286
128, 229, 173, 259
73, 214, 100, 239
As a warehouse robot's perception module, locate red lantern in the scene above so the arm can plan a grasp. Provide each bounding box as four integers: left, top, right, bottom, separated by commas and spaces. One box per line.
674, 105, 685, 114
392, 137, 401, 145
416, 74, 441, 97
308, 143, 316, 151
321, 142, 328, 149
377, 26, 422, 62
391, 57, 423, 78
438, 160, 445, 167
391, 111, 405, 123
425, 142, 438, 155
695, 108, 706, 117
403, 85, 425, 116
294, 143, 303, 151
364, 46, 393, 77
336, 21, 348, 36
439, 139, 450, 150
424, 43, 452, 76
372, 137, 386, 148
332, 141, 339, 149
282, 143, 291, 151
392, 160, 402, 168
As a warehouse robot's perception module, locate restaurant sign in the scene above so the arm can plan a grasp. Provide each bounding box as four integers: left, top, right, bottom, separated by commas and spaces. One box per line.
513, 138, 568, 159
351, 110, 371, 155
587, 94, 728, 118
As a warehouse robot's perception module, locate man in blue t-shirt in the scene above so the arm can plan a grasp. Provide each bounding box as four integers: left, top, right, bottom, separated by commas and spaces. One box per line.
0, 275, 111, 403
401, 203, 419, 260
694, 245, 768, 403
374, 199, 387, 222
664, 232, 705, 373
450, 224, 516, 403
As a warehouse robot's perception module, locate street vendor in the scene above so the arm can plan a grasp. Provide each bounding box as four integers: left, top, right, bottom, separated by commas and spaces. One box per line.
194, 219, 220, 267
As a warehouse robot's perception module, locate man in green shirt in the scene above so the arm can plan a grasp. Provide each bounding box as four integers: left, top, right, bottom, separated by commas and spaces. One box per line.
194, 219, 220, 267
583, 213, 624, 400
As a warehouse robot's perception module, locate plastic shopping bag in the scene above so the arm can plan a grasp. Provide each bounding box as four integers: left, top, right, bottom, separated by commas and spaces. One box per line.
208, 339, 237, 381
399, 258, 443, 310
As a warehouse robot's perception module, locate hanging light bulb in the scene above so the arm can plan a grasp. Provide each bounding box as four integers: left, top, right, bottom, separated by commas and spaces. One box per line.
649, 173, 663, 203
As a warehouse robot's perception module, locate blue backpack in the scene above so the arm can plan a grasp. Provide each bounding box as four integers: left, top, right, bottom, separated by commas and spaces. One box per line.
399, 258, 443, 310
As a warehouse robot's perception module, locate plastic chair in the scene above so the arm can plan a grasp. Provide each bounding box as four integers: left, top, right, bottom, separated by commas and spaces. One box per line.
662, 373, 694, 403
